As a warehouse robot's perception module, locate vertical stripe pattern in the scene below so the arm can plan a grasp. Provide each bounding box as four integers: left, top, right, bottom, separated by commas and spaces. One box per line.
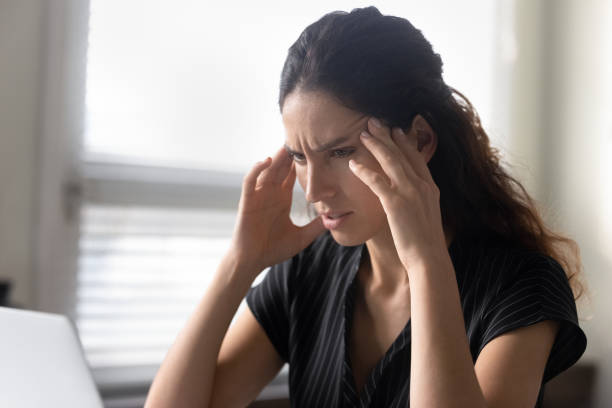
246, 231, 587, 407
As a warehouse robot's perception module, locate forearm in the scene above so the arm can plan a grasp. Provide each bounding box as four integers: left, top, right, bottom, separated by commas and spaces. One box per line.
408, 253, 487, 408
144, 254, 257, 408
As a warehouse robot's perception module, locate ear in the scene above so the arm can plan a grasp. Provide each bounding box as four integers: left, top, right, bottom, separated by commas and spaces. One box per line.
405, 114, 438, 163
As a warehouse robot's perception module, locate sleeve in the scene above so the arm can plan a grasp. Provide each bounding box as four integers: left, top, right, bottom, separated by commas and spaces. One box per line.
245, 256, 294, 363
478, 254, 587, 383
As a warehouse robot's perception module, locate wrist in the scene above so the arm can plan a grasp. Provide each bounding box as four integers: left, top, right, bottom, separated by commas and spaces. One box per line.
405, 254, 454, 289
224, 243, 267, 274
217, 252, 263, 289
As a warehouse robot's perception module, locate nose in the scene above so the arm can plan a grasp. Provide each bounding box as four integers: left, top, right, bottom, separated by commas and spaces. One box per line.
303, 164, 335, 204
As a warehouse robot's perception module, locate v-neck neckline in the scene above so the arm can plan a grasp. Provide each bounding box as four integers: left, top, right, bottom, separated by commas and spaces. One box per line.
341, 236, 462, 407
342, 243, 413, 407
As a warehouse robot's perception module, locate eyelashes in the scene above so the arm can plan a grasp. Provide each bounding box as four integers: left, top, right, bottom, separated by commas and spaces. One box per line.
288, 148, 355, 164
331, 148, 354, 158
287, 152, 304, 162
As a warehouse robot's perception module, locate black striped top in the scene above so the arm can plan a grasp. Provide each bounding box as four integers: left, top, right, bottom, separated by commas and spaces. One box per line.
246, 230, 587, 407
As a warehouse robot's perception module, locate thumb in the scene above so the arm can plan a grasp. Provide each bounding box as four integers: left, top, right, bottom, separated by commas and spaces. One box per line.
282, 161, 297, 190
298, 216, 326, 249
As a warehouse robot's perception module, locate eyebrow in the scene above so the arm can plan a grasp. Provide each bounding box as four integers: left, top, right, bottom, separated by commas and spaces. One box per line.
284, 134, 354, 154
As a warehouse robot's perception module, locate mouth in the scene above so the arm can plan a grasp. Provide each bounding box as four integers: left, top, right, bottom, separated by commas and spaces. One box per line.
320, 211, 353, 230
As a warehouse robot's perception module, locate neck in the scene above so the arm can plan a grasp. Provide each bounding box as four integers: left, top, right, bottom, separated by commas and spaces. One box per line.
360, 226, 453, 296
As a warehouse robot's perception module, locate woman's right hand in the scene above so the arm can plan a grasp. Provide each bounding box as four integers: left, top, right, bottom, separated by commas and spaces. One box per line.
227, 146, 325, 278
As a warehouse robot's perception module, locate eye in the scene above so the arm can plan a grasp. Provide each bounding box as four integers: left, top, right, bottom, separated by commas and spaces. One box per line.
288, 148, 355, 164
288, 151, 306, 163
331, 148, 354, 158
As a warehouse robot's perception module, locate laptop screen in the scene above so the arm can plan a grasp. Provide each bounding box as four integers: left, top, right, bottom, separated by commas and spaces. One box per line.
0, 307, 104, 408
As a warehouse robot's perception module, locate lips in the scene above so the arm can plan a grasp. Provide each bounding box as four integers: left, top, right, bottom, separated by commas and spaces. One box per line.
320, 211, 353, 230
320, 211, 352, 219
322, 211, 350, 220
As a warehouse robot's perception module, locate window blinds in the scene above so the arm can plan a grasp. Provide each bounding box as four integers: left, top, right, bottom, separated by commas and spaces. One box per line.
75, 204, 259, 369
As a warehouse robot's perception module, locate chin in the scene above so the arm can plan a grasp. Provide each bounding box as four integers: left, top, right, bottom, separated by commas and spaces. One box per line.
329, 229, 369, 247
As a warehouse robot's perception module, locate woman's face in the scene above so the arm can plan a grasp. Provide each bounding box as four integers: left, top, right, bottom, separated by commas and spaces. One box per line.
281, 90, 389, 247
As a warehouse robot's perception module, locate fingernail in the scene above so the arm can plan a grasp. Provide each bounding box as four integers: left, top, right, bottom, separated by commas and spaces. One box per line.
360, 131, 371, 139
370, 117, 382, 128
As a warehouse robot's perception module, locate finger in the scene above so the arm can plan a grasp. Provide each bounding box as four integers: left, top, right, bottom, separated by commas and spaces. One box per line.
273, 146, 294, 184
367, 117, 423, 183
260, 146, 293, 185
360, 130, 408, 188
348, 158, 392, 199
367, 117, 399, 154
391, 127, 435, 184
389, 127, 421, 181
243, 157, 272, 194
281, 160, 297, 190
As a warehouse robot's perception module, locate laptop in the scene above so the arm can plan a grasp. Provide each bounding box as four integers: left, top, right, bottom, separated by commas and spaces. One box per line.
0, 306, 104, 407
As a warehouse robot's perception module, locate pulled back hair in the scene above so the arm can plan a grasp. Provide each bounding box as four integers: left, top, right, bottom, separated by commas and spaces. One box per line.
279, 6, 586, 301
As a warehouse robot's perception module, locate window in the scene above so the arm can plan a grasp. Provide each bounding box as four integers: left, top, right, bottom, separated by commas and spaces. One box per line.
38, 0, 509, 399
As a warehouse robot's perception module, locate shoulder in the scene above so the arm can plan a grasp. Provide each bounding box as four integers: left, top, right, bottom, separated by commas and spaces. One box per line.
462, 235, 587, 384
256, 231, 348, 295
254, 231, 358, 296
264, 231, 337, 277
454, 233, 570, 300
279, 231, 364, 308
300, 231, 343, 265
292, 231, 360, 277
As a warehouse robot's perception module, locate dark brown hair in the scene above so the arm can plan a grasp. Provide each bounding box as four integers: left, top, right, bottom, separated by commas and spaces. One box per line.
279, 6, 587, 301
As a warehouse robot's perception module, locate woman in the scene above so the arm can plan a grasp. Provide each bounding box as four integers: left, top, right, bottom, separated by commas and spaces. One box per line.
145, 7, 587, 408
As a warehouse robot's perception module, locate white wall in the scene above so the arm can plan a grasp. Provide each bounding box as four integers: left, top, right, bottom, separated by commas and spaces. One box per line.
510, 1, 612, 405
0, 0, 44, 308
543, 0, 611, 405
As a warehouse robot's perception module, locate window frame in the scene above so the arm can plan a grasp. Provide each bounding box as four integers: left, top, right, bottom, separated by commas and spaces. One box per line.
35, 0, 514, 402
35, 0, 256, 396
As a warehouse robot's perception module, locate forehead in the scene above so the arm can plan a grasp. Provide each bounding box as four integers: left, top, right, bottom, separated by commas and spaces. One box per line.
281, 91, 368, 150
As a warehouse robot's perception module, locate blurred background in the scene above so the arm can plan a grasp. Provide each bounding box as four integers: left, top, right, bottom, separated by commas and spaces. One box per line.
0, 0, 610, 407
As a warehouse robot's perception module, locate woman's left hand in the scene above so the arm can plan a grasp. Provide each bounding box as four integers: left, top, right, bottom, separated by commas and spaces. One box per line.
348, 117, 448, 272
